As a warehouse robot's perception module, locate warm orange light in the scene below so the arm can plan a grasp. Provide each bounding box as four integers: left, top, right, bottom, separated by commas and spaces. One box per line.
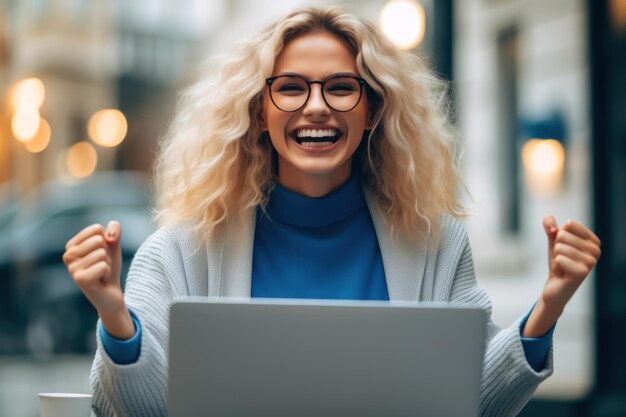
66, 141, 98, 178
521, 139, 565, 196
11, 108, 41, 142
88, 109, 128, 147
379, 0, 426, 50
9, 78, 46, 111
610, 0, 626, 30
24, 119, 51, 153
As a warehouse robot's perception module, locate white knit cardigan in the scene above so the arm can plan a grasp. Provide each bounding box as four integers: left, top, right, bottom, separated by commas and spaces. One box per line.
90, 189, 553, 417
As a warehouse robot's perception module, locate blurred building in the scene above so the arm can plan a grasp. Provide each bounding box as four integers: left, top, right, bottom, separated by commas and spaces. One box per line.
456, 0, 626, 415
5, 1, 118, 194
456, 0, 593, 401
0, 0, 212, 195
113, 0, 215, 174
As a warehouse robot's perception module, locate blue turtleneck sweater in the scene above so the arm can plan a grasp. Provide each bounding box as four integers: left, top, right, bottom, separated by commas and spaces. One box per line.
100, 174, 553, 371
251, 174, 388, 300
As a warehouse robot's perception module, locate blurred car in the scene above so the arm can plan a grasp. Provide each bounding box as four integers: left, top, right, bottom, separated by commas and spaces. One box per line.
0, 171, 157, 356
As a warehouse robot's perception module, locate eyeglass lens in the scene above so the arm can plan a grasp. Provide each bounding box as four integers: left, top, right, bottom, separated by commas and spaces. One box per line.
269, 76, 362, 112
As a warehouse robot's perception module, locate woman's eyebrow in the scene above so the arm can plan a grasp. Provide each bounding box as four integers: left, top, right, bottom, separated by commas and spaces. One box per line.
275, 71, 360, 79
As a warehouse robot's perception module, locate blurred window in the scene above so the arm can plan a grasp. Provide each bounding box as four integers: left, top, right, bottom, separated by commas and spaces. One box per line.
66, 0, 88, 23
30, 0, 50, 16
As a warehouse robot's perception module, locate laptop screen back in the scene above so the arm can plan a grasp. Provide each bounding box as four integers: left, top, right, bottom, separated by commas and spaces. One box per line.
168, 298, 486, 417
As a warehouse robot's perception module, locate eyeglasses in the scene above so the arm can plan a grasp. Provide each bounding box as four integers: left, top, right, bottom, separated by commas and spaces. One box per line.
265, 74, 367, 112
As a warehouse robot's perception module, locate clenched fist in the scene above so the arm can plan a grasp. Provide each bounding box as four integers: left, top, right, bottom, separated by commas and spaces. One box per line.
63, 221, 134, 339
522, 216, 601, 338
541, 216, 601, 308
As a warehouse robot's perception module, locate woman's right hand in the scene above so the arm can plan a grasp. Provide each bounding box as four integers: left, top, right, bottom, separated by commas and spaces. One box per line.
63, 221, 135, 339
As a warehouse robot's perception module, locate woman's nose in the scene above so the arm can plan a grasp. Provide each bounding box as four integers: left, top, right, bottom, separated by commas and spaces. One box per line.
303, 85, 330, 117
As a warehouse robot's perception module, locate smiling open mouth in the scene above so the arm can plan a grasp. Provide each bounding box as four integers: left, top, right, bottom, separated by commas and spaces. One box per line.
290, 128, 342, 147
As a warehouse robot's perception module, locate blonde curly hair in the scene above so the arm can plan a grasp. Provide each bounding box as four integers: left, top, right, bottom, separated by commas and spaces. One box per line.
154, 5, 466, 245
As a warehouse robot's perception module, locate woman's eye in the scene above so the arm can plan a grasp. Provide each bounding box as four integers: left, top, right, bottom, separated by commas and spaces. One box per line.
279, 84, 306, 92
327, 84, 357, 93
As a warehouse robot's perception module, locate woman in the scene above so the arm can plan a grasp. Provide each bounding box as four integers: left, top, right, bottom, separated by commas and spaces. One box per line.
63, 6, 601, 417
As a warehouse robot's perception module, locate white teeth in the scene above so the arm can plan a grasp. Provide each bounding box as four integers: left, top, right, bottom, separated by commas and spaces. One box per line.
300, 141, 334, 147
295, 128, 338, 138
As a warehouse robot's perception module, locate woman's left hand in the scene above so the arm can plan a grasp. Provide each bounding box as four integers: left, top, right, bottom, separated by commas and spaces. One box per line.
522, 215, 601, 338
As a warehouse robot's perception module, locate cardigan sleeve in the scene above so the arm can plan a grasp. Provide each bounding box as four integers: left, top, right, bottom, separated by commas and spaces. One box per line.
447, 225, 553, 417
519, 306, 556, 372
89, 227, 179, 417
98, 309, 142, 365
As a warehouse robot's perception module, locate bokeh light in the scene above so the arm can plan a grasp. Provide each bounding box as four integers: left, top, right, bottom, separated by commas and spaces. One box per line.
521, 139, 565, 195
11, 108, 41, 142
24, 119, 51, 153
88, 109, 128, 147
9, 78, 46, 111
66, 141, 98, 178
379, 0, 426, 50
610, 0, 626, 30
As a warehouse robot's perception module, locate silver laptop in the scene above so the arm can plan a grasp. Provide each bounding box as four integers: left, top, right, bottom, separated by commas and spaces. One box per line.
168, 298, 486, 417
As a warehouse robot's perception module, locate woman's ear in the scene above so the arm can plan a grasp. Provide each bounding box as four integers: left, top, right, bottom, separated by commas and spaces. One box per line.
256, 93, 268, 131
259, 112, 268, 132
365, 93, 380, 130
365, 109, 376, 130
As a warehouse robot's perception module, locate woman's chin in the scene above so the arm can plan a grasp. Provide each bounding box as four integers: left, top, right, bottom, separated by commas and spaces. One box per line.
281, 158, 353, 180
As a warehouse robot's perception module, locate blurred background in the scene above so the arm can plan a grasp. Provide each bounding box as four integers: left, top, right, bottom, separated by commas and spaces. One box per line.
0, 0, 624, 416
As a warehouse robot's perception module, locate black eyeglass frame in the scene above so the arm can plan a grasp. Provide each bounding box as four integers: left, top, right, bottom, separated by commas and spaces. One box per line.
265, 74, 367, 113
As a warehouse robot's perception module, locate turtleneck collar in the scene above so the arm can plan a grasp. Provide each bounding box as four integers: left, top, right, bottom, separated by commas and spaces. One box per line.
265, 173, 366, 228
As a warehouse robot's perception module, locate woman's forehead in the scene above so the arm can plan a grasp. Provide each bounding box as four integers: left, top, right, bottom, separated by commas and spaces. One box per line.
273, 31, 358, 77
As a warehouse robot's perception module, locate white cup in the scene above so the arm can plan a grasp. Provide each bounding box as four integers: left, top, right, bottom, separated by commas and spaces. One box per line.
38, 393, 92, 417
